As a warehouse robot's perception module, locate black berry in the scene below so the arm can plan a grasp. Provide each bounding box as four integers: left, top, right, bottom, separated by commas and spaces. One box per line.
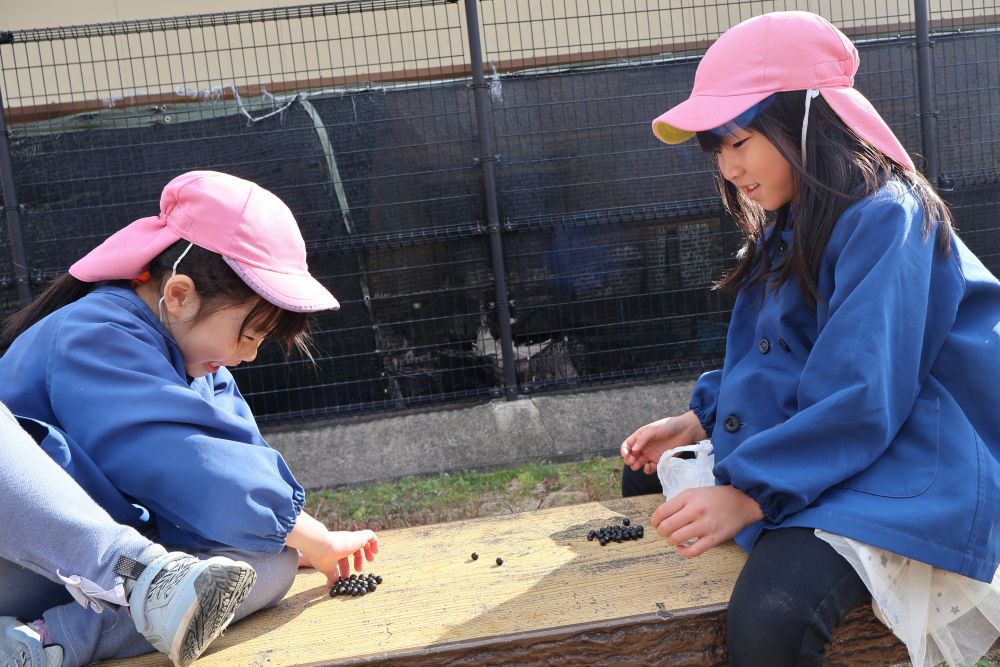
496, 557, 504, 566
622, 517, 631, 526
471, 552, 479, 561
374, 575, 383, 584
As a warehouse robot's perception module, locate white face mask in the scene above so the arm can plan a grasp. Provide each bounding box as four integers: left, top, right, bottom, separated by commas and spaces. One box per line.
157, 241, 195, 323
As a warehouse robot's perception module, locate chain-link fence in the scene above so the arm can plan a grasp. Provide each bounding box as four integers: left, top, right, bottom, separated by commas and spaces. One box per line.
1, 0, 997, 423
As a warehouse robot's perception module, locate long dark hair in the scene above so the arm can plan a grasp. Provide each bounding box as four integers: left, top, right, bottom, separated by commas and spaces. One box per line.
1, 240, 312, 357
697, 90, 954, 307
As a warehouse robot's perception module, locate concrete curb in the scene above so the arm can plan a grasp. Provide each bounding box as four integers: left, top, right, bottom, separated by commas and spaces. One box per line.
265, 378, 697, 489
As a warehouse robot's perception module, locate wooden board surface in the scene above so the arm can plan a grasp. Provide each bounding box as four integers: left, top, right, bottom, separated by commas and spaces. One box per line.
101, 494, 748, 666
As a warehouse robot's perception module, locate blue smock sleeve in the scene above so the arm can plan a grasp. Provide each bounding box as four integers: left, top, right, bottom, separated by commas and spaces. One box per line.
715, 189, 965, 524
689, 370, 721, 437
46, 310, 304, 552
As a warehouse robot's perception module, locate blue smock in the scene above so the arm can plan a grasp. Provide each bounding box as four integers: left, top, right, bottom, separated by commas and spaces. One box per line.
0, 285, 304, 552
690, 180, 1000, 582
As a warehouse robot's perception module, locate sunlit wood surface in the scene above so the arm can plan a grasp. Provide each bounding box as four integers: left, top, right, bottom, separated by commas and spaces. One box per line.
101, 492, 931, 666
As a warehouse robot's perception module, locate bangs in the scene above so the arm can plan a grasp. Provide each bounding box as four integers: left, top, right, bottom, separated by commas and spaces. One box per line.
695, 96, 778, 152
242, 299, 312, 358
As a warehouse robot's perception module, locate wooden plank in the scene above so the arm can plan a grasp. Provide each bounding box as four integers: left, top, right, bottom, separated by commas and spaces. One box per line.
99, 493, 929, 666
99, 495, 746, 665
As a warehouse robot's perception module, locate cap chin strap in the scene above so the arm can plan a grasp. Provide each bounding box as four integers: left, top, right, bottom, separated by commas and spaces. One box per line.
156, 241, 195, 323
801, 89, 821, 167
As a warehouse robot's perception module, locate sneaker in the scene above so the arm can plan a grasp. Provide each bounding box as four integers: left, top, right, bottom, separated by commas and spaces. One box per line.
121, 552, 255, 667
0, 618, 63, 667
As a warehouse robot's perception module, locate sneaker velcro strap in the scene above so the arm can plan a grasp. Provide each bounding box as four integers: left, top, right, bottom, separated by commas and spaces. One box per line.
114, 555, 147, 581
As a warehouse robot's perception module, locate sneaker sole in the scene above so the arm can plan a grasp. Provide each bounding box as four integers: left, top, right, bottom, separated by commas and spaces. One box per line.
174, 562, 256, 667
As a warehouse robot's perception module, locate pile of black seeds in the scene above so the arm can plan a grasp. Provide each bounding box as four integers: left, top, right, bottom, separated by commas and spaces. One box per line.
587, 517, 643, 546
329, 573, 383, 597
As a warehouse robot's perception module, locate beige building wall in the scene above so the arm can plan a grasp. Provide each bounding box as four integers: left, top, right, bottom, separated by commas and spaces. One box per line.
2, 1, 304, 29
0, 0, 979, 120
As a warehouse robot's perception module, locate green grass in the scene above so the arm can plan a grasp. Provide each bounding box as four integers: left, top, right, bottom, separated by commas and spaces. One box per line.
304, 455, 622, 531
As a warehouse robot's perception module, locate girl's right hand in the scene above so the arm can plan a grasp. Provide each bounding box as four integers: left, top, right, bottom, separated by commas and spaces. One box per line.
287, 511, 379, 585
300, 530, 379, 584
620, 410, 707, 475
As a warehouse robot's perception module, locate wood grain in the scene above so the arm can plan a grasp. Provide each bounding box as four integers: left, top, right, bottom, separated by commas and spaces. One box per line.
99, 494, 921, 666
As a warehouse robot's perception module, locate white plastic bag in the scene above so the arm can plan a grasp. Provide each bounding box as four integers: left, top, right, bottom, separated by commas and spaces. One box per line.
656, 439, 715, 499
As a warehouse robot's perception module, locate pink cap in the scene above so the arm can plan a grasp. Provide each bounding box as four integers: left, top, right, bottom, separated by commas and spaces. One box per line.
69, 171, 339, 312
651, 11, 915, 171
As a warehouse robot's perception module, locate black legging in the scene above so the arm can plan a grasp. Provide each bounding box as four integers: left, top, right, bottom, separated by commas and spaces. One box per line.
621, 463, 664, 497
622, 468, 871, 665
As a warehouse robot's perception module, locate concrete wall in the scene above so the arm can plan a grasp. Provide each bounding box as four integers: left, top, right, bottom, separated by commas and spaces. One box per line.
266, 376, 697, 489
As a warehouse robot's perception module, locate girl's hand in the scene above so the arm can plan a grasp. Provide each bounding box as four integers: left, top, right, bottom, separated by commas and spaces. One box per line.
620, 410, 707, 474
650, 485, 763, 558
286, 511, 380, 585
301, 530, 379, 585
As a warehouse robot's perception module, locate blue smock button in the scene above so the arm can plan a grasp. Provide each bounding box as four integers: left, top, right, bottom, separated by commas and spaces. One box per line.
779, 338, 791, 353
758, 338, 771, 354
777, 240, 788, 255
724, 415, 741, 433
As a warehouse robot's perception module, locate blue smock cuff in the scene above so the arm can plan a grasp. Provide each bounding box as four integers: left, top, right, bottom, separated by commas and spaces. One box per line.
278, 486, 307, 544
689, 401, 715, 438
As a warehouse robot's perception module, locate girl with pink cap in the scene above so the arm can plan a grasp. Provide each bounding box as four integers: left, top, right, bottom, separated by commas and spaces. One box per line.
0, 171, 378, 666
620, 11, 1000, 666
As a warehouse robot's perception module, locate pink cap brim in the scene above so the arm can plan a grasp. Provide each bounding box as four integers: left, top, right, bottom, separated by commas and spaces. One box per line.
652, 92, 770, 144
820, 87, 915, 171
224, 258, 340, 312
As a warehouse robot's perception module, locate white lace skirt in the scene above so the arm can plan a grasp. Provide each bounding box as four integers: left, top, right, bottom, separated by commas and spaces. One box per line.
816, 530, 1000, 667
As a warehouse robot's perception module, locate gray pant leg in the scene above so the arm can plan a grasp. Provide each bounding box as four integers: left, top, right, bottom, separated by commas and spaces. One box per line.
190, 547, 299, 622
45, 547, 299, 666
0, 402, 150, 595
0, 559, 70, 621
0, 402, 153, 666
0, 402, 299, 666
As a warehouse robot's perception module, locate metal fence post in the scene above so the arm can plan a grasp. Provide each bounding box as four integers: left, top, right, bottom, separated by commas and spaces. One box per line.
0, 84, 33, 305
914, 0, 942, 186
463, 0, 519, 401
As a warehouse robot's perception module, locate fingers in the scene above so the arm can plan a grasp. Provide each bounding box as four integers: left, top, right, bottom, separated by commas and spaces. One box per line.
651, 494, 704, 550
337, 556, 350, 580
650, 496, 680, 527
674, 534, 717, 558
620, 438, 631, 459
661, 519, 700, 547
621, 438, 643, 470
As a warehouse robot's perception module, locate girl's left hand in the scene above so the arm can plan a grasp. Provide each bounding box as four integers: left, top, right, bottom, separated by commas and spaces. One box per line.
651, 485, 763, 558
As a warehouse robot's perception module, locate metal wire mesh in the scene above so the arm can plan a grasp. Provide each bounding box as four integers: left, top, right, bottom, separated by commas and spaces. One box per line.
1, 1, 997, 423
